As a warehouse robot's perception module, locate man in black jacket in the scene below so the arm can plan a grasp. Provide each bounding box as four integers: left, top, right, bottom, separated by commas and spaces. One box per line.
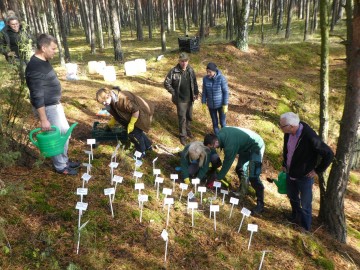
164, 52, 199, 145
26, 34, 79, 175
280, 112, 334, 231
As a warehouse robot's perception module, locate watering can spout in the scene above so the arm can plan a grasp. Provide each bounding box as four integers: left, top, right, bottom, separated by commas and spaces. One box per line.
63, 122, 78, 144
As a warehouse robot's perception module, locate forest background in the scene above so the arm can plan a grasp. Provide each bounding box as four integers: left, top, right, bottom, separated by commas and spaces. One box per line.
0, 0, 359, 269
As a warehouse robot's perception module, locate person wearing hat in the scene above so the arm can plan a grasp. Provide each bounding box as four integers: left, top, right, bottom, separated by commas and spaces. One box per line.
201, 62, 229, 135
180, 141, 222, 186
164, 52, 199, 145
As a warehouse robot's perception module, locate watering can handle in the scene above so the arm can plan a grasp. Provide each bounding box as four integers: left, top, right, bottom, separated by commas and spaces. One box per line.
29, 128, 42, 146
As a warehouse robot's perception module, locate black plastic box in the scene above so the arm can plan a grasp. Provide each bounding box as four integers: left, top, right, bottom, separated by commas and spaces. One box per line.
178, 37, 200, 53
92, 122, 127, 142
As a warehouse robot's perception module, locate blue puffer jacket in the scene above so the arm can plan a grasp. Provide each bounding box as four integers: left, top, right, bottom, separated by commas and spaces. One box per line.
201, 70, 229, 109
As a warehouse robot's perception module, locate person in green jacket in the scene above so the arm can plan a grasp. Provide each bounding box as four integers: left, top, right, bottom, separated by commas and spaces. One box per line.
180, 141, 222, 186
204, 127, 265, 215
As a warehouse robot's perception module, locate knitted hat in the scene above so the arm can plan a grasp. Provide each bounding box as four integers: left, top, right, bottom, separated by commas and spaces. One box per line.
206, 62, 217, 72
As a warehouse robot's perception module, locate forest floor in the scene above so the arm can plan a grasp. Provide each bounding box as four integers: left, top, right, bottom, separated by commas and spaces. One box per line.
0, 25, 359, 270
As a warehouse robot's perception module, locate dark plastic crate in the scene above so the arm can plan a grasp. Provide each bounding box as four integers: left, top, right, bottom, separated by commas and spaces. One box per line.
178, 36, 200, 53
92, 121, 128, 142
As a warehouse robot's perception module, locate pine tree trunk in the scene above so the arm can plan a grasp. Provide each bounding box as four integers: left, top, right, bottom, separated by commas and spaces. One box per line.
183, 0, 189, 36
48, 0, 65, 65
235, 0, 251, 52
135, 0, 143, 40
160, 0, 166, 52
148, 0, 153, 39
277, 0, 283, 33
87, 0, 96, 54
303, 0, 310, 41
324, 2, 360, 243
200, 0, 207, 40
109, 0, 123, 61
285, 0, 294, 39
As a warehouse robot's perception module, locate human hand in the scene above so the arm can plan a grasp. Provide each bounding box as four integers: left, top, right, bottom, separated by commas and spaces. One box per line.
41, 119, 52, 131
107, 117, 116, 128
306, 170, 317, 178
184, 178, 190, 185
222, 105, 228, 114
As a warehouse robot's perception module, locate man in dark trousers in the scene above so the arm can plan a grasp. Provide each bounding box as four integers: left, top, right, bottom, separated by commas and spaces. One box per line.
26, 34, 79, 175
279, 112, 334, 231
164, 52, 199, 145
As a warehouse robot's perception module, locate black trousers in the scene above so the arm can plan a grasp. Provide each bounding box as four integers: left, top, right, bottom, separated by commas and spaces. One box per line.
128, 127, 152, 153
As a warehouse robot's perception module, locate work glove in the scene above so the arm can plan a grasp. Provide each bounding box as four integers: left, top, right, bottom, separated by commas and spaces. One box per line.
184, 178, 190, 185
127, 116, 138, 134
107, 117, 116, 129
222, 105, 228, 114
202, 104, 207, 113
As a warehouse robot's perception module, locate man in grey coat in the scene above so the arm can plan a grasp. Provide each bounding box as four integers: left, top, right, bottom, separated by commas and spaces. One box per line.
164, 52, 199, 145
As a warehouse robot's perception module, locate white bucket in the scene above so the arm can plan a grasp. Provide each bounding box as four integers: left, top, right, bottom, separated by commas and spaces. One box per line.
135, 59, 146, 73
96, 61, 106, 75
65, 63, 78, 80
124, 60, 137, 76
103, 66, 116, 81
88, 61, 98, 74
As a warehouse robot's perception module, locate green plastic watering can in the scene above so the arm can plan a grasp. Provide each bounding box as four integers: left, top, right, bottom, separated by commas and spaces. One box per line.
29, 122, 78, 157
267, 171, 287, 194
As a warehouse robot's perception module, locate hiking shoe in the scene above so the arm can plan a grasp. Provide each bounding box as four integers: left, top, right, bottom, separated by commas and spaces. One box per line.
68, 160, 81, 169
251, 204, 264, 215
56, 166, 78, 175
180, 137, 187, 146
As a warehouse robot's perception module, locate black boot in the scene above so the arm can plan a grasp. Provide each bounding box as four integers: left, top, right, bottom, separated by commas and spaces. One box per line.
251, 182, 265, 215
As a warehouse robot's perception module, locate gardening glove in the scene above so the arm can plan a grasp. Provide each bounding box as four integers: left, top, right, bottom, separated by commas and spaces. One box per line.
107, 117, 116, 129
184, 178, 190, 185
222, 105, 228, 114
127, 116, 138, 134
202, 104, 207, 113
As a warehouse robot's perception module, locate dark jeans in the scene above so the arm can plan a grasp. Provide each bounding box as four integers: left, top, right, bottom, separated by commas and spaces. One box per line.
176, 101, 193, 138
209, 107, 226, 135
128, 127, 152, 154
286, 176, 314, 231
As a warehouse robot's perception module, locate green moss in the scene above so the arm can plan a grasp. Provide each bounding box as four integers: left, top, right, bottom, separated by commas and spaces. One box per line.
315, 256, 335, 270
348, 226, 360, 240
349, 172, 360, 185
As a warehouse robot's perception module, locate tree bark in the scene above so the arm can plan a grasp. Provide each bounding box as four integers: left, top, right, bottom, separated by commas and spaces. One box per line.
160, 0, 166, 52
48, 0, 65, 65
235, 0, 251, 51
324, 2, 360, 243
303, 0, 310, 41
135, 0, 143, 40
285, 0, 294, 39
94, 0, 104, 49
317, 0, 330, 221
109, 0, 123, 61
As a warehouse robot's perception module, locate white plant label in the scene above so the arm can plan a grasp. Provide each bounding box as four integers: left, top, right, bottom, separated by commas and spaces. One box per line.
170, 174, 178, 180
84, 150, 92, 155
81, 173, 91, 181
112, 175, 123, 184
87, 139, 96, 145
192, 178, 200, 185
134, 151, 142, 159
230, 197, 239, 205
248, 224, 258, 232
164, 197, 174, 205
153, 168, 161, 175
138, 194, 148, 202
135, 159, 143, 167
134, 171, 143, 178
161, 229, 168, 241
198, 186, 206, 193
241, 207, 251, 217
188, 191, 195, 200
104, 187, 115, 196
76, 202, 88, 211
188, 202, 198, 209
179, 183, 188, 190
109, 162, 119, 168
220, 189, 229, 205
135, 183, 145, 190
162, 188, 172, 196
210, 205, 220, 212
77, 188, 88, 196
155, 177, 164, 183
213, 181, 221, 188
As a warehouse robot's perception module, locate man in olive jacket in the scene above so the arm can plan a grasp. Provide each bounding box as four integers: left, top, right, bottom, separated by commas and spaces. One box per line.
164, 52, 199, 145
96, 87, 154, 158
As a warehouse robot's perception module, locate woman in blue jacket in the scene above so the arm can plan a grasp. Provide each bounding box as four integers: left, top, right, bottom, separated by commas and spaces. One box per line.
201, 62, 229, 134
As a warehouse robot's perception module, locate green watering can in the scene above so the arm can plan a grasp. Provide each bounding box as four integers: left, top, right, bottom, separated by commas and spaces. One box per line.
29, 122, 78, 157
267, 171, 287, 194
